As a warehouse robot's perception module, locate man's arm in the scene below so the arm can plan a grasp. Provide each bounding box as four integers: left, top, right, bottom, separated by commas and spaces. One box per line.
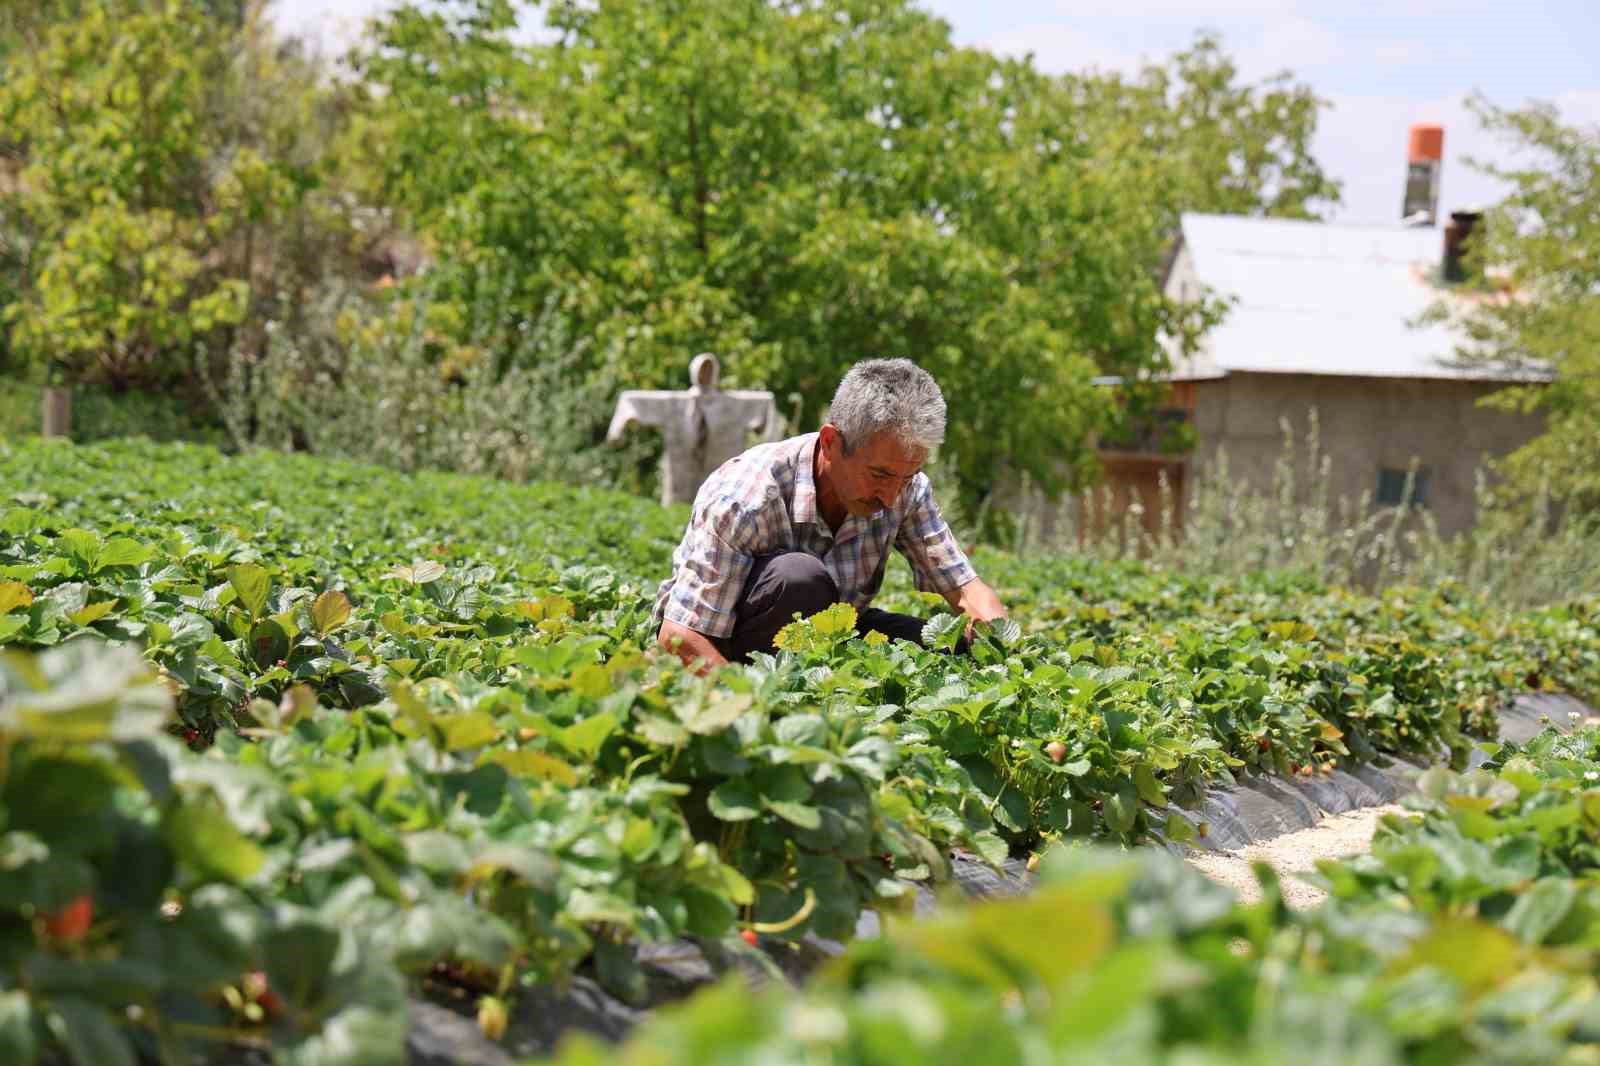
657, 618, 729, 675
942, 576, 1006, 641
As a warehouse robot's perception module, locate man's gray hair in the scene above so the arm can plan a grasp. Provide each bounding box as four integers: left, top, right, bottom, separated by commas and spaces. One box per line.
827, 359, 946, 455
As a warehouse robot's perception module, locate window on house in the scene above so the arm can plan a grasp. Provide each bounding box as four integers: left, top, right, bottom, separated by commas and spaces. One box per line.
1376, 466, 1431, 508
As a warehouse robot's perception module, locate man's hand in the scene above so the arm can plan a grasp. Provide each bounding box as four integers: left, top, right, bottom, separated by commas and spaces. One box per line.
942, 577, 1007, 643
656, 619, 729, 675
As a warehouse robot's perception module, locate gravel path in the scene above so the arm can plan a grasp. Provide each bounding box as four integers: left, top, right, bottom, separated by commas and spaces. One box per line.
1184, 803, 1410, 909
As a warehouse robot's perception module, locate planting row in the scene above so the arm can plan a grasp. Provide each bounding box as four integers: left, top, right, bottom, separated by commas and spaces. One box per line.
537, 721, 1600, 1065
2, 438, 1599, 1062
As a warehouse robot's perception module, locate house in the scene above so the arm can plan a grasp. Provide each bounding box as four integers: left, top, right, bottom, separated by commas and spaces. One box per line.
1147, 209, 1546, 538
1070, 125, 1551, 544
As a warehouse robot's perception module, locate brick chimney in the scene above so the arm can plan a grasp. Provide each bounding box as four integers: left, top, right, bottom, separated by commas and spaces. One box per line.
1401, 124, 1444, 226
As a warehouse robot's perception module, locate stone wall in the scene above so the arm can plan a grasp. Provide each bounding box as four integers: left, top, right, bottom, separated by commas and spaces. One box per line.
1190, 372, 1546, 537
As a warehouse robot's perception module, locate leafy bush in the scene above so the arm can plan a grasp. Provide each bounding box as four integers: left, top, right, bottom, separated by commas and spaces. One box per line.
199, 276, 657, 493
0, 379, 226, 446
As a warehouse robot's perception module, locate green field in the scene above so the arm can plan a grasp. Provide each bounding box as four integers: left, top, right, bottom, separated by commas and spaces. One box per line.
3, 437, 1599, 1064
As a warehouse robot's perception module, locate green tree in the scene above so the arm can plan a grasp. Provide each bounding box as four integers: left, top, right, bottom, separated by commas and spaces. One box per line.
1058, 33, 1341, 224
356, 0, 1260, 508
0, 0, 367, 398
1440, 95, 1600, 511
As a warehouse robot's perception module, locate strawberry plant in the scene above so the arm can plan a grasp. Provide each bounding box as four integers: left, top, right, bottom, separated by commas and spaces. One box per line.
3, 436, 1600, 1063
0, 643, 408, 1065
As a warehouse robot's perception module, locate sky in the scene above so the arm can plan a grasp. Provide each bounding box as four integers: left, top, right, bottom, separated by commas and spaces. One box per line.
269, 0, 1600, 226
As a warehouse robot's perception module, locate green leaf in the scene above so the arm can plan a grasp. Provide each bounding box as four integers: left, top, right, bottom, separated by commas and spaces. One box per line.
56, 530, 101, 574
439, 712, 500, 751
1103, 783, 1139, 835
228, 563, 271, 620
679, 691, 754, 735
568, 663, 612, 699
5, 754, 120, 844
1503, 878, 1577, 944
166, 612, 215, 650
595, 937, 649, 1006
1393, 918, 1523, 998
775, 714, 828, 747
905, 882, 1117, 990
680, 887, 737, 938
0, 991, 37, 1065
384, 560, 446, 584
247, 619, 289, 669
3, 644, 170, 743
1046, 942, 1161, 1046
403, 832, 473, 876
635, 715, 689, 747
708, 780, 760, 822
47, 998, 133, 1066
481, 749, 579, 786
971, 832, 1010, 866
392, 893, 517, 971
810, 603, 857, 636
1133, 763, 1167, 808
1163, 812, 1197, 844
68, 601, 116, 627
620, 816, 657, 860
262, 915, 342, 1010
95, 538, 152, 571
765, 799, 822, 830
920, 612, 964, 651
560, 711, 619, 760
983, 617, 1023, 647
164, 797, 265, 885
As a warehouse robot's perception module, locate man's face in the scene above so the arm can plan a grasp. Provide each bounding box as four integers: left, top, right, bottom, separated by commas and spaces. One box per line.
821, 427, 925, 517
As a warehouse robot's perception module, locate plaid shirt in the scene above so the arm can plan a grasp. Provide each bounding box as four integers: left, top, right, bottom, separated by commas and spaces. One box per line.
655, 432, 978, 638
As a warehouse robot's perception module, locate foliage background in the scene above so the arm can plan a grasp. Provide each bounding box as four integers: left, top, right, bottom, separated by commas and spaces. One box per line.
1, 0, 1340, 505
1, 0, 1593, 588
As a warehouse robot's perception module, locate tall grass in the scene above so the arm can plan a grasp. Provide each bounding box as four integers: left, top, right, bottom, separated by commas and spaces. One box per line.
1004, 410, 1600, 607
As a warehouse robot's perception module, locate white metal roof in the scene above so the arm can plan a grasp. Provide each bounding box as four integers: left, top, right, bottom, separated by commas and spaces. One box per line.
1164, 212, 1540, 382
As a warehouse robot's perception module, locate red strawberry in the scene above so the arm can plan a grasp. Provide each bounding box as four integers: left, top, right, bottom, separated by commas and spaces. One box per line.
740, 929, 759, 947
44, 895, 93, 941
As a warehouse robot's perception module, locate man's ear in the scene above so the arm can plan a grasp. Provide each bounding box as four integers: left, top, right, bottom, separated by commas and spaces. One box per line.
818, 423, 842, 456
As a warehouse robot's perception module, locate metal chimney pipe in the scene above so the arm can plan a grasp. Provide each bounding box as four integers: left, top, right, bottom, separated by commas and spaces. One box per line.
1443, 210, 1481, 282
1402, 124, 1444, 225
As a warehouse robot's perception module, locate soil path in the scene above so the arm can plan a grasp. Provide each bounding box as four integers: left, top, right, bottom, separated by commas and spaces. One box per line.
1184, 803, 1408, 909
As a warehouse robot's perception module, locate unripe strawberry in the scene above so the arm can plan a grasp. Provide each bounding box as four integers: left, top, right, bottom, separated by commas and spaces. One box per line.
1044, 741, 1067, 764
477, 996, 508, 1042
245, 971, 284, 1018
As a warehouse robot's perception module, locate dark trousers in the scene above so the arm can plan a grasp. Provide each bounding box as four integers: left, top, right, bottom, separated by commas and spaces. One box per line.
713, 552, 965, 662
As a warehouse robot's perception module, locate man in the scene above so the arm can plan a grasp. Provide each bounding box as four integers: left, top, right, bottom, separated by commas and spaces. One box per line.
654, 358, 1006, 672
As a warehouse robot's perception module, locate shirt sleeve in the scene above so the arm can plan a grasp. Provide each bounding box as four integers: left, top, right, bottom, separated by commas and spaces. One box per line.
894, 475, 978, 595
661, 496, 758, 639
